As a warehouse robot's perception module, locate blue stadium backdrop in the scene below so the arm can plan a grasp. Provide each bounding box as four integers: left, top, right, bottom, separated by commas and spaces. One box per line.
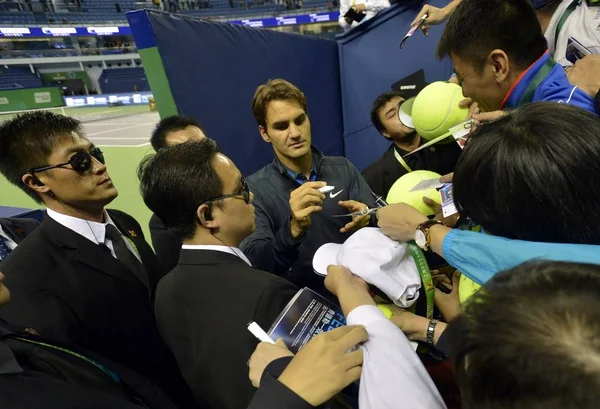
127, 0, 452, 176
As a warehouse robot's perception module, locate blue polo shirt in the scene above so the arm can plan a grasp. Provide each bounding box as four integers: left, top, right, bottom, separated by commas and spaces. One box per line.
500, 50, 598, 115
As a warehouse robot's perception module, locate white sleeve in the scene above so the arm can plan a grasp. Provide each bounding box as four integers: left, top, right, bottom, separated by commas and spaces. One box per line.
338, 0, 352, 30
347, 305, 447, 409
364, 0, 390, 13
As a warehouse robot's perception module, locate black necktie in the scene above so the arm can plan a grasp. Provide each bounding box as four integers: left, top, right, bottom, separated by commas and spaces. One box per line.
104, 224, 148, 287
0, 236, 12, 261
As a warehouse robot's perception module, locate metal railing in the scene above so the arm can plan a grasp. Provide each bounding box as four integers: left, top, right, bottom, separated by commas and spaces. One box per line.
0, 2, 332, 25
0, 46, 139, 59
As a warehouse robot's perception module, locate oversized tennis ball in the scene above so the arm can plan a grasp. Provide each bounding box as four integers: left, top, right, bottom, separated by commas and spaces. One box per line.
412, 82, 470, 142
386, 170, 442, 216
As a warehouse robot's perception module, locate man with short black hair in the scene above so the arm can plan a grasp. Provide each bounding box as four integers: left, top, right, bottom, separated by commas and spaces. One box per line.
150, 115, 207, 152
149, 115, 207, 271
138, 139, 298, 409
455, 261, 600, 409
362, 91, 461, 198
436, 0, 598, 114
0, 111, 194, 408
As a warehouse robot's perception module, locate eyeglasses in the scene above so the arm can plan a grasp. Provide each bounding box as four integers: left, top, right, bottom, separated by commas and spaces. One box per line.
26, 148, 105, 174
204, 178, 250, 205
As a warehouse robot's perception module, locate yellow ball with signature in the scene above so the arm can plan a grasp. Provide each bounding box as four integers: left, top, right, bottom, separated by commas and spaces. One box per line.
386, 170, 442, 216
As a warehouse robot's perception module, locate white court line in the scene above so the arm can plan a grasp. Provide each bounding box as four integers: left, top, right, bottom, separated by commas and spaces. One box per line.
86, 123, 155, 136
97, 142, 151, 148
92, 137, 149, 140
74, 109, 122, 116
84, 122, 156, 126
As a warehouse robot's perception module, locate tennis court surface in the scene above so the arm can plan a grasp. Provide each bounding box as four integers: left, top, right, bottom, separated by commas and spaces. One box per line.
0, 105, 160, 147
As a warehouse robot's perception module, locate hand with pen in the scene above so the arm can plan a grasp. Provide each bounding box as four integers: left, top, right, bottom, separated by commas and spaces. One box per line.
411, 0, 462, 36
248, 326, 367, 406
289, 182, 327, 240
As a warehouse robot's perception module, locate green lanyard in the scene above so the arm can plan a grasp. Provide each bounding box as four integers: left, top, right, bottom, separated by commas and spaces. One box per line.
394, 147, 413, 173
13, 336, 122, 384
408, 244, 435, 320
554, 0, 579, 49
517, 58, 557, 107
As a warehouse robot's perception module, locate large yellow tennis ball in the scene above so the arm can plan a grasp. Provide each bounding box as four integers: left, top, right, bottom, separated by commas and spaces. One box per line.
386, 170, 442, 216
412, 82, 470, 141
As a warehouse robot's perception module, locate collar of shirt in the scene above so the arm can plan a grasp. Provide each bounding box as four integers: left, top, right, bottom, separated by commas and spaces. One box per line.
273, 146, 325, 185
500, 50, 550, 110
181, 244, 252, 266
46, 208, 118, 246
0, 225, 18, 251
285, 166, 318, 185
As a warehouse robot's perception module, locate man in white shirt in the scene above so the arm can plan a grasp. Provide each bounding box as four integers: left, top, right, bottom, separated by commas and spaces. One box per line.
338, 0, 390, 31
138, 138, 299, 409
0, 111, 195, 408
533, 0, 600, 66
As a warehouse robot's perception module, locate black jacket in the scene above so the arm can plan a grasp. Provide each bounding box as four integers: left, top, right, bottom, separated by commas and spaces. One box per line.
248, 356, 313, 409
0, 210, 195, 408
149, 213, 181, 272
0, 217, 39, 244
0, 321, 177, 409
155, 249, 298, 409
362, 142, 462, 199
240, 148, 376, 294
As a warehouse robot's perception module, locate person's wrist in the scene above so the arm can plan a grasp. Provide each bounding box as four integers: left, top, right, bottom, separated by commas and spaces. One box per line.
290, 219, 305, 240
278, 372, 315, 406
404, 314, 429, 342
412, 215, 429, 233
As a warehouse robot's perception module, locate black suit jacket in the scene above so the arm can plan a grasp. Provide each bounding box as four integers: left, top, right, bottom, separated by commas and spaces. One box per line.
155, 249, 298, 409
149, 214, 181, 272
0, 210, 196, 409
0, 322, 177, 409
0, 217, 39, 244
362, 142, 462, 199
247, 356, 312, 409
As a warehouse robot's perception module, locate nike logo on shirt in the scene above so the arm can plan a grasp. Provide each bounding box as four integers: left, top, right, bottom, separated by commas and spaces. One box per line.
330, 190, 344, 198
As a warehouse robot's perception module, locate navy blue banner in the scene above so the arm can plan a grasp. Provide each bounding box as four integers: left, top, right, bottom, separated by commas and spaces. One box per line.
0, 11, 339, 37
0, 26, 133, 37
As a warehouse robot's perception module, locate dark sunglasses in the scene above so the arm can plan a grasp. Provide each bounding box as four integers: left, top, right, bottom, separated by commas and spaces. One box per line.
27, 148, 105, 175
204, 178, 250, 205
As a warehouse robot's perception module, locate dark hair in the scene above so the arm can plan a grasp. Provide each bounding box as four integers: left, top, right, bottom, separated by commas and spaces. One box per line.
456, 261, 600, 409
453, 102, 600, 244
0, 111, 81, 203
436, 0, 548, 72
252, 79, 308, 128
150, 115, 204, 152
370, 91, 405, 134
138, 139, 222, 240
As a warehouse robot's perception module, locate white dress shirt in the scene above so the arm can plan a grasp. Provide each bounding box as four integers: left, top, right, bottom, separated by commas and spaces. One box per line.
545, 0, 600, 66
0, 225, 18, 251
46, 208, 141, 262
338, 0, 390, 32
181, 244, 252, 266
347, 305, 446, 409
